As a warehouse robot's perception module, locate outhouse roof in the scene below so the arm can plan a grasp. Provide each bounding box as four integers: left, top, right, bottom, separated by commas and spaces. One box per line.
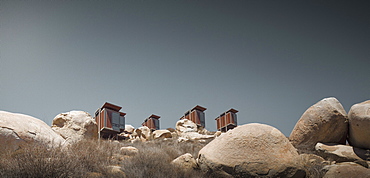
149, 114, 161, 119
226, 108, 239, 113
191, 105, 207, 112
101, 102, 122, 112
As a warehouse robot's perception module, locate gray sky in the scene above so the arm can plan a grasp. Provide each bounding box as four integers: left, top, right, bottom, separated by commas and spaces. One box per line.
1, 0, 369, 136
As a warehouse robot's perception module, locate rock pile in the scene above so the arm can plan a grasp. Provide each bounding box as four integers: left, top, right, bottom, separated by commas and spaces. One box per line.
1, 97, 370, 177
288, 97, 370, 177
175, 119, 215, 142
123, 119, 214, 143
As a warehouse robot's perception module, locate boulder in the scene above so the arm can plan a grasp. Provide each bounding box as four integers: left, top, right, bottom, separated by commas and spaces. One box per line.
198, 123, 305, 177
137, 126, 152, 141
289, 97, 348, 151
315, 142, 368, 168
348, 100, 370, 149
120, 146, 139, 156
180, 132, 214, 141
323, 162, 370, 178
0, 111, 65, 150
51, 111, 98, 144
153, 130, 172, 139
171, 153, 198, 170
176, 119, 197, 133
124, 125, 135, 133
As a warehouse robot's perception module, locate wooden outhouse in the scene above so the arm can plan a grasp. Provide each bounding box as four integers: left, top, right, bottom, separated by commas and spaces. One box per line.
94, 102, 125, 139
180, 105, 206, 128
142, 114, 160, 131
215, 108, 238, 132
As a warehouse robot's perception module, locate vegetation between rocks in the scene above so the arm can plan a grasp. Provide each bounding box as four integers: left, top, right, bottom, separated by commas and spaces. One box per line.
0, 139, 210, 178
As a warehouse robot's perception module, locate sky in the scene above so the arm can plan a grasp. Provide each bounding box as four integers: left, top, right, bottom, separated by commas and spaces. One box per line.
1, 0, 369, 136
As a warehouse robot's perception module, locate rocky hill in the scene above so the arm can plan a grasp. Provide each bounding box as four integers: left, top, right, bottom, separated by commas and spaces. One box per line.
0, 97, 369, 177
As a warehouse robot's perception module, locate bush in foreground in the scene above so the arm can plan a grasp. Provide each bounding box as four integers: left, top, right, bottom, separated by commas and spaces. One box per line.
0, 139, 210, 177
0, 139, 120, 177
122, 139, 209, 178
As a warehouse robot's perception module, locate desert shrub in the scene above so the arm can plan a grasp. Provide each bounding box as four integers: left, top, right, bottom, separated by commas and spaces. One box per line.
299, 152, 328, 178
305, 163, 327, 178
0, 144, 81, 177
0, 139, 122, 177
121, 138, 209, 178
0, 138, 211, 177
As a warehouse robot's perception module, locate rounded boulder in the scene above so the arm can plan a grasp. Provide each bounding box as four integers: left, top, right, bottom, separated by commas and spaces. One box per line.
323, 162, 370, 178
197, 123, 305, 177
289, 97, 348, 151
0, 111, 65, 150
171, 153, 198, 170
51, 111, 98, 143
348, 100, 370, 149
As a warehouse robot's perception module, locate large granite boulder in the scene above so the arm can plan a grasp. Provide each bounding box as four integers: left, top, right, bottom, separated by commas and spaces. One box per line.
315, 142, 368, 168
197, 123, 305, 177
348, 100, 370, 149
323, 162, 370, 178
289, 97, 348, 151
0, 111, 65, 150
51, 111, 98, 144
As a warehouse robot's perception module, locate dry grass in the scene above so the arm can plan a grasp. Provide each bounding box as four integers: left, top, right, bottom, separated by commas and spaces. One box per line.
0, 139, 122, 177
121, 139, 210, 178
0, 138, 327, 177
0, 138, 210, 178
